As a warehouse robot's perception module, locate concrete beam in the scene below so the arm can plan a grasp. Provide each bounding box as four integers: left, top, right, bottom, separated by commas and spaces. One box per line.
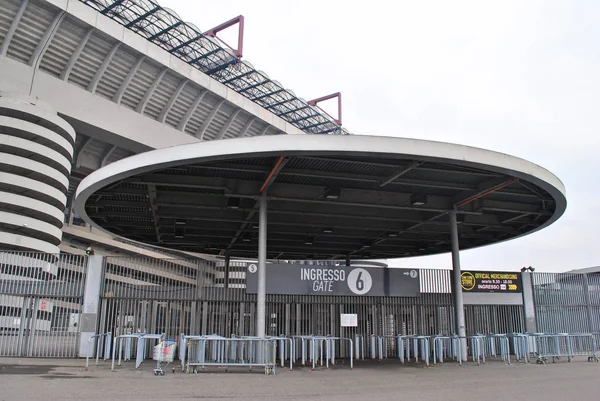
28, 12, 66, 67
0, 0, 29, 56
88, 43, 121, 93
215, 109, 241, 140
158, 79, 188, 123
60, 29, 93, 81
113, 56, 145, 104
237, 117, 256, 138
177, 89, 208, 131
196, 100, 225, 140
135, 68, 167, 114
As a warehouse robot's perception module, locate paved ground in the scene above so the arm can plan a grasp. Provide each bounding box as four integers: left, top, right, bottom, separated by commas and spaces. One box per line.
0, 357, 598, 401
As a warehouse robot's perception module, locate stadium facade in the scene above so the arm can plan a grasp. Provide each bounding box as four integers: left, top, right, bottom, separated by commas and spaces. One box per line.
0, 0, 592, 361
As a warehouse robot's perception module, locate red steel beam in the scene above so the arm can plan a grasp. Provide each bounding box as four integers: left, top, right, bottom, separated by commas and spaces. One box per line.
204, 15, 244, 58
456, 178, 520, 208
308, 92, 342, 125
259, 156, 286, 193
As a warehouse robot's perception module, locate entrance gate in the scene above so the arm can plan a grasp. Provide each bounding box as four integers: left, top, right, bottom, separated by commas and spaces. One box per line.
97, 257, 526, 359
0, 254, 529, 358
0, 252, 86, 357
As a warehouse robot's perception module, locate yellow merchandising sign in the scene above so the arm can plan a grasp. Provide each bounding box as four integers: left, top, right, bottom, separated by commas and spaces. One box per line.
461, 272, 476, 291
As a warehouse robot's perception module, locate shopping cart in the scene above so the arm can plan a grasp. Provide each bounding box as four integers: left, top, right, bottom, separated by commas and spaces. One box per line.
153, 341, 177, 376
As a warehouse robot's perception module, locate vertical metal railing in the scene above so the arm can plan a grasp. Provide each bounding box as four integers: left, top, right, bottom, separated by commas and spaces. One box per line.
588, 274, 600, 332
0, 251, 87, 357
8, 251, 600, 360
532, 272, 592, 333
96, 258, 538, 360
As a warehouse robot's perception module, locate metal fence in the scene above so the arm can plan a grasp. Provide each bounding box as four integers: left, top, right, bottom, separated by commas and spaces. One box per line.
5, 251, 596, 360
0, 252, 87, 357
465, 304, 525, 335
97, 257, 526, 358
532, 272, 600, 333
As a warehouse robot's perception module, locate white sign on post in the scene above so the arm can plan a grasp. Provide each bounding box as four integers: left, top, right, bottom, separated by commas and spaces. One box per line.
340, 314, 358, 327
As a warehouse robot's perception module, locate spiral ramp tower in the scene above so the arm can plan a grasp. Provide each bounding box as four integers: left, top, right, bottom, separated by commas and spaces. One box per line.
0, 93, 74, 254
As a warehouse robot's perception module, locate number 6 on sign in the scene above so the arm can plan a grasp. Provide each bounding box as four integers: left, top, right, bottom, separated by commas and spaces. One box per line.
347, 268, 372, 295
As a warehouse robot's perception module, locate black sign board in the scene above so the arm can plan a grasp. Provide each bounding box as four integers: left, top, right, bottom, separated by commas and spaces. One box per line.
460, 271, 522, 293
245, 264, 420, 297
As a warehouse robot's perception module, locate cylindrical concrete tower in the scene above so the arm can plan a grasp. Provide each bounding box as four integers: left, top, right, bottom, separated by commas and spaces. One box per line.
0, 93, 75, 254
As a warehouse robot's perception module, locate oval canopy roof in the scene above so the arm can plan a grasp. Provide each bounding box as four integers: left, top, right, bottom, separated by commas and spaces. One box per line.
75, 135, 566, 260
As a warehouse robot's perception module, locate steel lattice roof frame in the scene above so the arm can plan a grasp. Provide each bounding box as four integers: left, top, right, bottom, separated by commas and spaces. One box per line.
79, 0, 350, 136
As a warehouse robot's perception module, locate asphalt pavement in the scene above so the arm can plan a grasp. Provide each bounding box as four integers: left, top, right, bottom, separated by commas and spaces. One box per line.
1, 357, 598, 401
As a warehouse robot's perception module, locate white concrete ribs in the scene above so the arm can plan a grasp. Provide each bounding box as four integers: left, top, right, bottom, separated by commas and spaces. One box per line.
0, 94, 75, 253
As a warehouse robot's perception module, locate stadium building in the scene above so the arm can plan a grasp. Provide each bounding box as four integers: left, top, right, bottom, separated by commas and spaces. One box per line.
0, 0, 595, 362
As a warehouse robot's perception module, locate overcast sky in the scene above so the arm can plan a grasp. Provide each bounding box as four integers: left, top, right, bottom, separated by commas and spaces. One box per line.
160, 0, 599, 272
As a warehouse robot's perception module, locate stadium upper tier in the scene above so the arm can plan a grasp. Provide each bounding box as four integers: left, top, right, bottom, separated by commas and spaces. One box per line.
78, 0, 349, 136
0, 0, 353, 212
0, 0, 347, 142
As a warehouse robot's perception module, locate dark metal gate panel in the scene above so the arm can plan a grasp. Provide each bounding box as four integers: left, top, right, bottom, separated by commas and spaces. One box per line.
464, 305, 524, 335
0, 252, 87, 357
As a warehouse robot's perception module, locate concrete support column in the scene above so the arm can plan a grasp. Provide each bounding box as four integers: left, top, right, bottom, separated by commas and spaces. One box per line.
0, 93, 75, 253
256, 195, 267, 338
449, 209, 467, 361
521, 272, 538, 333
78, 255, 104, 357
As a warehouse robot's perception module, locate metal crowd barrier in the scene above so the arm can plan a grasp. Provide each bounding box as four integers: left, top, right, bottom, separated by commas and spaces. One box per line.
432, 336, 462, 366
291, 335, 314, 366
396, 335, 415, 363
181, 334, 354, 372
398, 335, 434, 366
531, 333, 598, 364
467, 335, 486, 365
354, 334, 365, 360
113, 331, 600, 375
481, 334, 511, 365
411, 336, 431, 366
85, 332, 112, 371
323, 336, 353, 369
508, 333, 530, 363
179, 334, 205, 372
370, 335, 397, 360
290, 335, 353, 370
111, 333, 165, 371
268, 335, 294, 370
185, 336, 277, 375
352, 333, 520, 367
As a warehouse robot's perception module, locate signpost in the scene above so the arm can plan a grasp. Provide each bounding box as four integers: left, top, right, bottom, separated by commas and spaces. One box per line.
460, 271, 522, 293
245, 264, 420, 297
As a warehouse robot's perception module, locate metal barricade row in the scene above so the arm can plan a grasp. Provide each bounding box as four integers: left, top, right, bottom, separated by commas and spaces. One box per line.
185, 336, 277, 375
94, 331, 600, 376
531, 333, 598, 364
